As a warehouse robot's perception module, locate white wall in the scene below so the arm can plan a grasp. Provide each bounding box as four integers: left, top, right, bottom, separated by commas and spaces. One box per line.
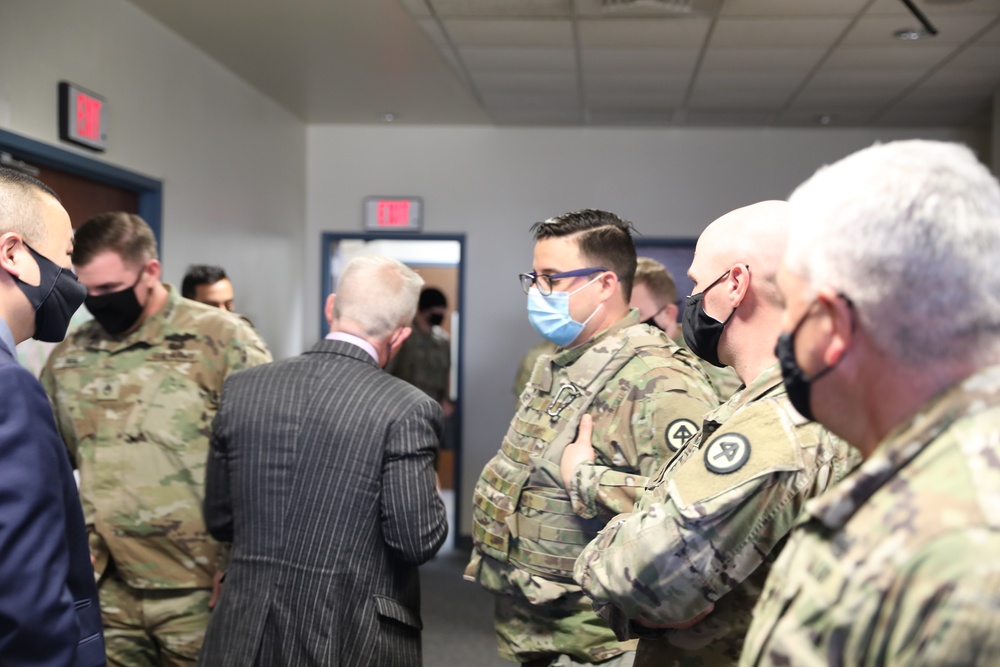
0, 0, 307, 358
306, 124, 987, 537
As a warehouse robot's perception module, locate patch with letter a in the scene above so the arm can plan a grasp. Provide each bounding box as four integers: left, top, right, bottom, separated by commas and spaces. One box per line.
665, 418, 699, 451
704, 433, 751, 474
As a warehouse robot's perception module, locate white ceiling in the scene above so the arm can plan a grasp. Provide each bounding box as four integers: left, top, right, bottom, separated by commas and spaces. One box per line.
126, 0, 1000, 128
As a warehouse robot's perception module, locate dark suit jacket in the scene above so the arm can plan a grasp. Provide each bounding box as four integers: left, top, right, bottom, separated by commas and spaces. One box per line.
0, 337, 105, 666
199, 339, 448, 667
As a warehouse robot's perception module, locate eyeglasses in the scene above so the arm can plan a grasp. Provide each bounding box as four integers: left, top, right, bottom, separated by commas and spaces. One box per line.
519, 267, 609, 296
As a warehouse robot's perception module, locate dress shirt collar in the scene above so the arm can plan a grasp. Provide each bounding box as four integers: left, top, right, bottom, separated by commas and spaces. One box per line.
0, 316, 15, 356
325, 330, 379, 364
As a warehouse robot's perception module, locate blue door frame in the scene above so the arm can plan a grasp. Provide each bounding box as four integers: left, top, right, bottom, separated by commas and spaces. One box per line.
0, 129, 163, 246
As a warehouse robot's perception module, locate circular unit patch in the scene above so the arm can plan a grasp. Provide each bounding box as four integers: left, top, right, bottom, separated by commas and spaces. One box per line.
665, 418, 699, 451
704, 433, 751, 474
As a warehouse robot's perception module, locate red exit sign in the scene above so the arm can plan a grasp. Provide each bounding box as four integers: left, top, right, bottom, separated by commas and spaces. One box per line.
58, 82, 107, 152
364, 197, 423, 231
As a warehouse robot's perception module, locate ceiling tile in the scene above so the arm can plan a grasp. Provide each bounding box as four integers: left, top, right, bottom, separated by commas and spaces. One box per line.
721, 0, 868, 16
398, 0, 432, 18
978, 19, 1000, 44
710, 17, 853, 49
417, 18, 450, 49
823, 45, 957, 68
481, 91, 580, 109
683, 110, 775, 125
577, 17, 711, 48
700, 48, 826, 70
921, 65, 1000, 87
777, 107, 877, 126
942, 44, 1000, 68
687, 88, 791, 108
793, 84, 909, 107
587, 91, 683, 107
875, 105, 987, 126
806, 68, 926, 88
692, 69, 806, 91
426, 0, 571, 17
580, 48, 700, 71
491, 109, 583, 125
588, 110, 675, 126
841, 14, 999, 47
584, 69, 691, 91
574, 0, 722, 18
459, 47, 576, 70
866, 0, 1000, 17
442, 19, 574, 47
470, 69, 579, 93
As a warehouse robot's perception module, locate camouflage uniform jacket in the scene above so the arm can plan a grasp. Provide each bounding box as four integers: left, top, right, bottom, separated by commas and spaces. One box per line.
467, 312, 718, 647
575, 363, 858, 666
386, 324, 450, 402
740, 365, 1000, 667
40, 286, 272, 590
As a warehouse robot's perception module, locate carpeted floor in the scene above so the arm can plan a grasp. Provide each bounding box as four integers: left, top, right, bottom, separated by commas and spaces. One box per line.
420, 543, 511, 667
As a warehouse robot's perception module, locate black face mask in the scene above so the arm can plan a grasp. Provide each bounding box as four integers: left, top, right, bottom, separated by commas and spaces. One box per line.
642, 317, 662, 331
85, 268, 147, 336
429, 312, 445, 327
13, 244, 87, 343
774, 298, 846, 421
682, 268, 739, 368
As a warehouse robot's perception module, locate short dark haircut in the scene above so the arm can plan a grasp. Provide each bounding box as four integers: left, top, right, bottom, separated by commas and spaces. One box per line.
182, 264, 229, 299
418, 287, 447, 312
0, 167, 60, 245
530, 209, 638, 300
73, 212, 158, 267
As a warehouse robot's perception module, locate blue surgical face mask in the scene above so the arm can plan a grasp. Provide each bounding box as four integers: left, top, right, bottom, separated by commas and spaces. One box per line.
527, 275, 604, 347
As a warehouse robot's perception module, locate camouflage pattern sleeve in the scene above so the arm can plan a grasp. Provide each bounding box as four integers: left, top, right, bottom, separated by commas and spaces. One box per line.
223, 319, 272, 377
39, 348, 78, 467
575, 400, 825, 625
571, 358, 716, 519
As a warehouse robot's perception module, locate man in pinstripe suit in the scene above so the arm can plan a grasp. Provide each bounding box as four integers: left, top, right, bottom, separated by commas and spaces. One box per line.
199, 255, 449, 667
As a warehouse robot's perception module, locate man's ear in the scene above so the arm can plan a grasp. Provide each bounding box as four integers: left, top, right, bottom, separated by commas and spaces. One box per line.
601, 270, 620, 299
818, 287, 854, 368
324, 293, 336, 328
0, 232, 26, 279
145, 258, 163, 282
662, 303, 679, 324
727, 264, 750, 308
392, 326, 413, 352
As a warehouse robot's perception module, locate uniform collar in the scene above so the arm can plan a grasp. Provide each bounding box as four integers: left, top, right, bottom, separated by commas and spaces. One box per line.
803, 364, 1000, 532
531, 309, 640, 392
702, 362, 785, 430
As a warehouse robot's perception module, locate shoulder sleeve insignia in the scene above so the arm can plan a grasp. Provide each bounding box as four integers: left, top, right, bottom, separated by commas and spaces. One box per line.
704, 433, 751, 474
666, 418, 699, 452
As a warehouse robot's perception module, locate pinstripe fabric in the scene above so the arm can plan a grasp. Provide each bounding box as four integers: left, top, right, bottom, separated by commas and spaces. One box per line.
198, 340, 448, 667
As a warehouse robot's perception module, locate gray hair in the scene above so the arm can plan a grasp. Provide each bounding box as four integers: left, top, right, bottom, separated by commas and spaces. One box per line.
786, 140, 1000, 366
333, 255, 424, 340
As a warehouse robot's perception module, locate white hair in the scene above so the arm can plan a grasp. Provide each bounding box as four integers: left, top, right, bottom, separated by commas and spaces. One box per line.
786, 140, 1000, 366
333, 255, 424, 340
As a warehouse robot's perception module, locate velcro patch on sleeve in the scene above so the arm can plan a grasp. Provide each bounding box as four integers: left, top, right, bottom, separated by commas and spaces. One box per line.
669, 402, 805, 508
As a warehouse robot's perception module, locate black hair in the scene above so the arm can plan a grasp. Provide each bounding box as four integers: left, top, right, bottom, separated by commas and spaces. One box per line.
181, 264, 229, 299
418, 287, 447, 312
530, 209, 638, 300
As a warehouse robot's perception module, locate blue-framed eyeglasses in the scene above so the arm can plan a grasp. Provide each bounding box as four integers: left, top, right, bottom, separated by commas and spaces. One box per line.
519, 267, 609, 296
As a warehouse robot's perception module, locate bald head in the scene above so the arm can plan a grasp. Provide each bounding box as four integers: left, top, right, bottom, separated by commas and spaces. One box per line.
694, 200, 789, 306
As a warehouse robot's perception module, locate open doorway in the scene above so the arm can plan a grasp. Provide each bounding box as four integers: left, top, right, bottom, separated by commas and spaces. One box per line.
321, 232, 466, 544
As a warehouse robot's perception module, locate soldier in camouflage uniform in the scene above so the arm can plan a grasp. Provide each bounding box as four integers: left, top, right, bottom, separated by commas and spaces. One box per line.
630, 256, 742, 401
465, 209, 719, 666
40, 212, 272, 666
740, 142, 1000, 665
571, 201, 858, 667
387, 287, 452, 406
513, 339, 559, 401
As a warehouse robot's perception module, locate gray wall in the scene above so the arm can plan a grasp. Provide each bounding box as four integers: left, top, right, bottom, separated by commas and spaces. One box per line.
306, 124, 986, 537
0, 0, 307, 359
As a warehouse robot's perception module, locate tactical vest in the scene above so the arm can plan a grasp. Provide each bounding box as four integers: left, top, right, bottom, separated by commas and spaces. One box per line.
472, 325, 664, 582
